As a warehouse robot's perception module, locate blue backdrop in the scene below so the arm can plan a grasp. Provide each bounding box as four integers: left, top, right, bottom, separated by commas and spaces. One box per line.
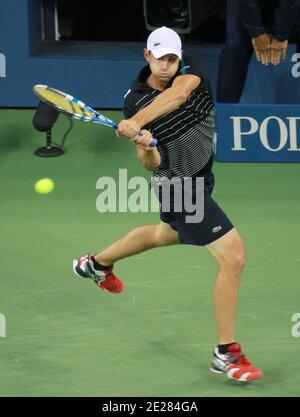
0, 0, 300, 108
0, 1, 299, 163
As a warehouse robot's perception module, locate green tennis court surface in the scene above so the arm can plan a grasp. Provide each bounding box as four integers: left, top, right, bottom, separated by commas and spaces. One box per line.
1, 109, 300, 397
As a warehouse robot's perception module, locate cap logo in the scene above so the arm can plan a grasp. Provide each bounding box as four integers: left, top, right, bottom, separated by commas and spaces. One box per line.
154, 42, 161, 47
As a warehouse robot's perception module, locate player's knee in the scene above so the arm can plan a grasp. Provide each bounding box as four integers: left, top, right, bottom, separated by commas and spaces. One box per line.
233, 249, 246, 272
219, 241, 246, 274
225, 248, 246, 274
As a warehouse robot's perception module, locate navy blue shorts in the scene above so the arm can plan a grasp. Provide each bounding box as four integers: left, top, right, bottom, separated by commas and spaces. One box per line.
159, 172, 234, 246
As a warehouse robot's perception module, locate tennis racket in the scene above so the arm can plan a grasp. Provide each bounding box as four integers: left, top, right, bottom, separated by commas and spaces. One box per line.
32, 84, 157, 147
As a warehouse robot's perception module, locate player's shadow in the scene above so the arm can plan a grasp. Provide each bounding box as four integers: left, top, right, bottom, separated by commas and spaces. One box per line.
148, 339, 280, 394
214, 366, 283, 394
0, 128, 23, 149
0, 126, 33, 165
87, 133, 128, 154
147, 338, 204, 368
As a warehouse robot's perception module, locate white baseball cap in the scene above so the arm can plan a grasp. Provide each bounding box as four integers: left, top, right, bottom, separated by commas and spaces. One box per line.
147, 26, 182, 59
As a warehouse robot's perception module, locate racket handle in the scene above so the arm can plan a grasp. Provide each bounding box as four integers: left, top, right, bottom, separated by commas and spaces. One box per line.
150, 138, 158, 147
133, 132, 157, 147
115, 125, 157, 147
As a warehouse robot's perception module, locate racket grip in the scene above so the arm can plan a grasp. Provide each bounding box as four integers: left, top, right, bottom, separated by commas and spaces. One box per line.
133, 132, 157, 147
150, 138, 158, 147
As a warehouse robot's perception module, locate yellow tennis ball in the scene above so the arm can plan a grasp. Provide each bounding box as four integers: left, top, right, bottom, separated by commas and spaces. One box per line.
34, 178, 55, 194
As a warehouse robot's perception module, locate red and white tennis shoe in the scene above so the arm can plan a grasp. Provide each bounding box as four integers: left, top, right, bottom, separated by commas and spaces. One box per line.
73, 254, 124, 293
210, 343, 263, 382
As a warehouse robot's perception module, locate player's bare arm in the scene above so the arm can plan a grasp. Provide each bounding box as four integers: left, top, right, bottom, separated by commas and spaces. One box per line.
132, 129, 161, 171
118, 74, 201, 138
134, 74, 201, 126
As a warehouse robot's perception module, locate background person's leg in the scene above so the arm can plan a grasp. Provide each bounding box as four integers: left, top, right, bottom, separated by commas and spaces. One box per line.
294, 9, 300, 53
217, 0, 253, 102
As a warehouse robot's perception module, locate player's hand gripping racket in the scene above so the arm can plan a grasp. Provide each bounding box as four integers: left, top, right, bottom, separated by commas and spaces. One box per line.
32, 84, 157, 147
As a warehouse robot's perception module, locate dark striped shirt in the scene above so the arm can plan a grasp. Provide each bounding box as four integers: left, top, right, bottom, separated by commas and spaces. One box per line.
123, 56, 215, 179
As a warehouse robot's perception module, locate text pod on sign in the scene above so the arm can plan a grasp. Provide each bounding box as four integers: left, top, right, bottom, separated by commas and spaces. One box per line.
231, 116, 300, 152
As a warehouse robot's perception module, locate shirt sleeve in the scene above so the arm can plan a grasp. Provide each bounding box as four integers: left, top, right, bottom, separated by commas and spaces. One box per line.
177, 55, 205, 78
273, 0, 300, 41
240, 0, 266, 39
175, 55, 213, 96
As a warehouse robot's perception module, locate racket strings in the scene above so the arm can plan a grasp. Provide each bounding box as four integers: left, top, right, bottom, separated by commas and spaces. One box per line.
35, 87, 94, 121
33, 84, 119, 129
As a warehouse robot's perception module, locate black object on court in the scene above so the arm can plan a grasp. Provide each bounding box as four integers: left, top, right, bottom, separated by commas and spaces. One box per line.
33, 101, 64, 157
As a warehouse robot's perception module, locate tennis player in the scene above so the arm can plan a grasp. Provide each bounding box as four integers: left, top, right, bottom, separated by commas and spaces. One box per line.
73, 27, 262, 382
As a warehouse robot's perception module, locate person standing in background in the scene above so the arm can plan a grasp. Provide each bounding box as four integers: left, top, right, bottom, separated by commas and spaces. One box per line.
217, 0, 300, 103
